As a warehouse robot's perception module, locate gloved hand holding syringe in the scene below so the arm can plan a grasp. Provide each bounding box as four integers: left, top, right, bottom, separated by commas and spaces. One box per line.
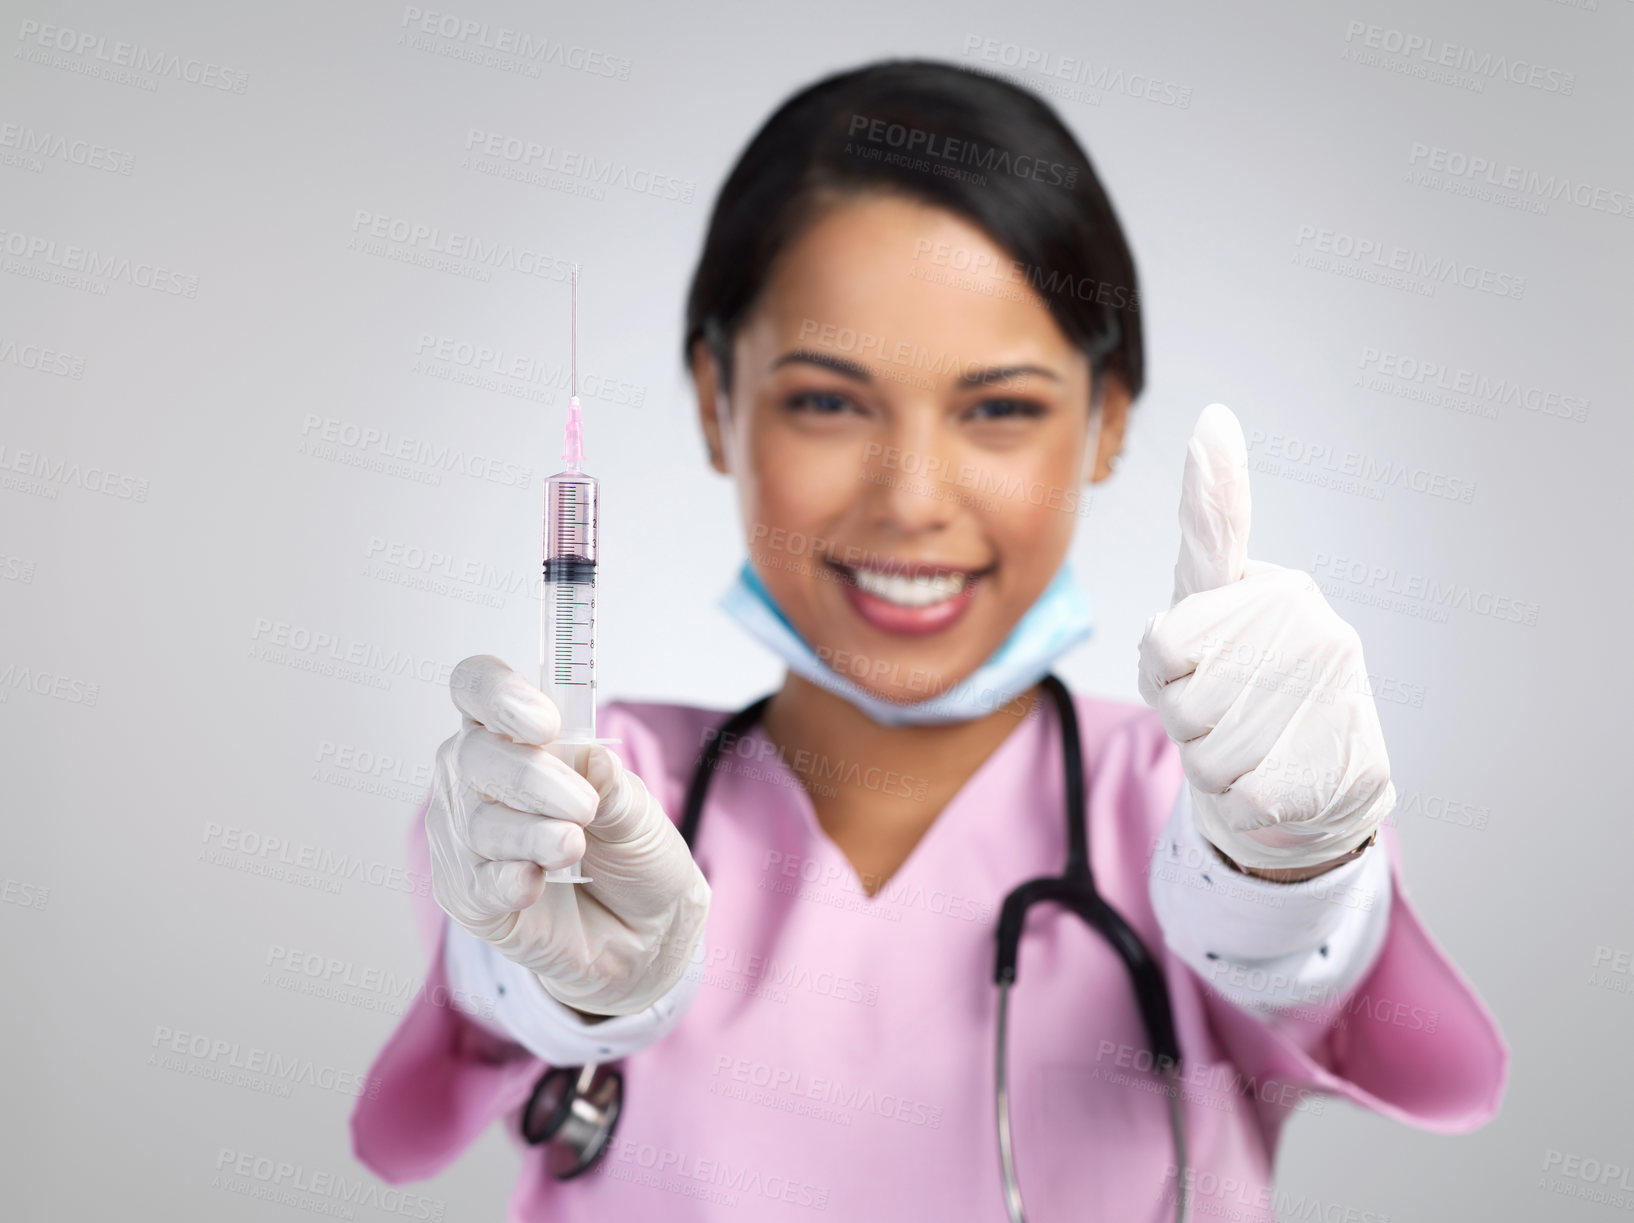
424, 265, 711, 1015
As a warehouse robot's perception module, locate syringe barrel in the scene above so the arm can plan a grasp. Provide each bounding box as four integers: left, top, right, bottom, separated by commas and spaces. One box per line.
540, 578, 596, 737
544, 469, 598, 566
540, 469, 599, 741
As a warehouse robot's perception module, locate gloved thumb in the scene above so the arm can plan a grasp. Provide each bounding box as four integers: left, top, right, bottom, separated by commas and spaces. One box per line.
585, 744, 618, 797
583, 744, 649, 843
1171, 403, 1252, 606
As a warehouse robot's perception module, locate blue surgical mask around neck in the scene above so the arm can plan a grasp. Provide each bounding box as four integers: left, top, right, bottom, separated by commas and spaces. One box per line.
717, 561, 1095, 726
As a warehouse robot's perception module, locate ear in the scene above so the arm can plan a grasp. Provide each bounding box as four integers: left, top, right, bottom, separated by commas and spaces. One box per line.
1087, 371, 1130, 484
689, 338, 732, 475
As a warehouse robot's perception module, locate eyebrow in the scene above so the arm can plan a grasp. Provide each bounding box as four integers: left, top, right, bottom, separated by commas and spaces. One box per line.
956, 364, 1062, 389
770, 349, 1063, 389
771, 349, 872, 381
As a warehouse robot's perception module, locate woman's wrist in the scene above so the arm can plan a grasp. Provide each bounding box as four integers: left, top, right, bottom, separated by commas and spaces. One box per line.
1206, 831, 1378, 883
566, 1004, 613, 1026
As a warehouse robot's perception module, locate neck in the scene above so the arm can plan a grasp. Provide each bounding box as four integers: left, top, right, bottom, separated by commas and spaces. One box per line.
761, 671, 1043, 796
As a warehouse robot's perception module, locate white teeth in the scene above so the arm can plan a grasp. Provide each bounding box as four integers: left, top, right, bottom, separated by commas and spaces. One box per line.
849, 567, 969, 608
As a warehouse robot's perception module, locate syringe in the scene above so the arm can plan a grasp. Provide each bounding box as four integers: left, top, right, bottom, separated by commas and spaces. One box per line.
540, 265, 606, 885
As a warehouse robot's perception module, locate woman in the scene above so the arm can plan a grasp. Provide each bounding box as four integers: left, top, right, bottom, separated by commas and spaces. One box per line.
352, 60, 1504, 1221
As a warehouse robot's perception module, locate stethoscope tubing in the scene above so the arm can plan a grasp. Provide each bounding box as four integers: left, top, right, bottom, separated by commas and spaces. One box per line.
533, 675, 1189, 1222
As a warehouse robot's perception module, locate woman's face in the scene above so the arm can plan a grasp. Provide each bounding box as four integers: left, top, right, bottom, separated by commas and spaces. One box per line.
694, 193, 1129, 708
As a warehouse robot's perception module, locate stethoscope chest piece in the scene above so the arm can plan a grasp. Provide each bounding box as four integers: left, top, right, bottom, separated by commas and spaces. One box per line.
522, 1062, 625, 1179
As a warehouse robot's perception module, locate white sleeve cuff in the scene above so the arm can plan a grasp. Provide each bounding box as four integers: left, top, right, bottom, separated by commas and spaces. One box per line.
1148, 784, 1393, 1019
440, 919, 702, 1063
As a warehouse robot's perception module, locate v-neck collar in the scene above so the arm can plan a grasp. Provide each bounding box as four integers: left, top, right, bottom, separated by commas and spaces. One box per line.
734, 695, 1058, 906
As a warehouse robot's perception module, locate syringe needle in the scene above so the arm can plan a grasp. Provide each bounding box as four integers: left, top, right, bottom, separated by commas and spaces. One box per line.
563, 263, 584, 470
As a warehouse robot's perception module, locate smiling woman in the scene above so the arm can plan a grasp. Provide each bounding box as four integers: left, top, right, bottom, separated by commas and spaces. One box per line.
354, 58, 1505, 1223
695, 194, 1112, 695
681, 61, 1143, 736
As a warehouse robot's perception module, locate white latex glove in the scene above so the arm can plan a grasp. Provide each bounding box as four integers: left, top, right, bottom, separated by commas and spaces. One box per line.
1137, 405, 1396, 872
426, 655, 711, 1017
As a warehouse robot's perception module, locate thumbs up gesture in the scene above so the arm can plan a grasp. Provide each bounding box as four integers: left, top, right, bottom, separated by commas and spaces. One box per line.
1137, 405, 1396, 875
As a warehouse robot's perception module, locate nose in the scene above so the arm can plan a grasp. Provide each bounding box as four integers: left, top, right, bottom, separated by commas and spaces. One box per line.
859, 413, 961, 536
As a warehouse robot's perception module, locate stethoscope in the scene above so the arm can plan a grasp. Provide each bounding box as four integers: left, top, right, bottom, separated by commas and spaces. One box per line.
521, 674, 1190, 1222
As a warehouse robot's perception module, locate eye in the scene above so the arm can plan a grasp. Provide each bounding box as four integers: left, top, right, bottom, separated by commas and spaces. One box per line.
966, 398, 1047, 422
783, 390, 859, 415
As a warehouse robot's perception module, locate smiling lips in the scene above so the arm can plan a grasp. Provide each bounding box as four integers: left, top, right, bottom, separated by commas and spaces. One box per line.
826, 558, 987, 637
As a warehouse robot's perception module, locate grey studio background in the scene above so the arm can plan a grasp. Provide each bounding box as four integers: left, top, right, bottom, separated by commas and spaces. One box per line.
3, 0, 1630, 1219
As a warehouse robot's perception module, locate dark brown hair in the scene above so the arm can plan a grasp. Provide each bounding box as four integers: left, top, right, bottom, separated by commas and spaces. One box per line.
683, 58, 1143, 405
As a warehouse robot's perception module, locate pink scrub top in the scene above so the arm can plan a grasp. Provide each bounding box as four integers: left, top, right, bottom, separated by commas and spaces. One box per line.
351, 694, 1506, 1222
